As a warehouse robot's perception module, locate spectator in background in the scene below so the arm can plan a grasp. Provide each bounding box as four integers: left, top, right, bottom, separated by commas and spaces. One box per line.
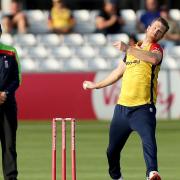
48, 0, 75, 34
2, 0, 28, 34
95, 0, 125, 35
160, 5, 180, 45
128, 34, 138, 46
137, 0, 160, 32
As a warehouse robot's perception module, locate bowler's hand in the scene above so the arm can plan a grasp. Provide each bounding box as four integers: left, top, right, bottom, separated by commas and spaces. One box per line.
83, 81, 97, 90
113, 41, 129, 52
0, 92, 7, 105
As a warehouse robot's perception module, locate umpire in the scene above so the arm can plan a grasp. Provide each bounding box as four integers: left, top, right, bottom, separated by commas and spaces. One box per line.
0, 24, 21, 180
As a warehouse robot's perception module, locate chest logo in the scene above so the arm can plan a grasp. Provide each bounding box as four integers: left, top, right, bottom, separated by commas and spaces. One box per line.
125, 60, 140, 65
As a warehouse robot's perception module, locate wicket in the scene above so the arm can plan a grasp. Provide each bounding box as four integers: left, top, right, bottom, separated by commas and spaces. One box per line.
52, 118, 76, 180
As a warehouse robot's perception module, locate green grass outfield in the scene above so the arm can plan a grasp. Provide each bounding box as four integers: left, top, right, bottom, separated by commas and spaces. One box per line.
0, 120, 180, 180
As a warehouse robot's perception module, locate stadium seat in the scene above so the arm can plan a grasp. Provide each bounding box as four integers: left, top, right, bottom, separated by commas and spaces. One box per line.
121, 9, 136, 21
73, 10, 91, 22
107, 33, 130, 44
20, 58, 39, 72
169, 9, 180, 21
175, 59, 180, 68
37, 34, 62, 46
159, 39, 175, 50
39, 58, 63, 71
89, 10, 99, 28
136, 9, 145, 20
1, 33, 13, 45
73, 22, 95, 34
121, 9, 137, 34
84, 33, 107, 46
163, 55, 178, 69
99, 45, 121, 59
27, 45, 49, 58
50, 46, 73, 59
14, 45, 27, 58
25, 10, 49, 33
73, 10, 95, 33
63, 58, 87, 71
0, 11, 2, 21
63, 34, 84, 46
109, 58, 122, 69
136, 33, 146, 41
87, 57, 109, 70
75, 46, 97, 59
90, 10, 99, 21
168, 46, 180, 58
14, 34, 37, 46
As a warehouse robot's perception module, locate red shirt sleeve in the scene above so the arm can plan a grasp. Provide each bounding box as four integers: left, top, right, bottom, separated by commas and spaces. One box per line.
150, 43, 163, 55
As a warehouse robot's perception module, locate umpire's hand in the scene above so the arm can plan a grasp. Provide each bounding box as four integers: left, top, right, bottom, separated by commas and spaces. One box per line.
0, 91, 7, 105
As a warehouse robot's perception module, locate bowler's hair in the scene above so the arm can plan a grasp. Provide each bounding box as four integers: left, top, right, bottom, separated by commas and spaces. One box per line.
151, 17, 169, 34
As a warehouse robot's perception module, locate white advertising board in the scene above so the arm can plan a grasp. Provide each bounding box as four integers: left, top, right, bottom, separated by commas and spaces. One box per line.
92, 70, 180, 120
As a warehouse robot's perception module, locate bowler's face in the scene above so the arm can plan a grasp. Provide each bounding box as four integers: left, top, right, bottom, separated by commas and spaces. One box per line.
146, 21, 167, 42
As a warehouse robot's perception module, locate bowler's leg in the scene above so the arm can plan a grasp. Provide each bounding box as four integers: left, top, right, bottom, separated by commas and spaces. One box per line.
107, 105, 132, 179
130, 105, 158, 177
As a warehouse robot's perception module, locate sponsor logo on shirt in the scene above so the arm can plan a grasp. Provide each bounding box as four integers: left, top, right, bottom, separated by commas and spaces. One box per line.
125, 60, 140, 65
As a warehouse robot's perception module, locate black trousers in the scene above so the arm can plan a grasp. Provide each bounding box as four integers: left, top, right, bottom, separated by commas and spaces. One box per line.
0, 101, 18, 180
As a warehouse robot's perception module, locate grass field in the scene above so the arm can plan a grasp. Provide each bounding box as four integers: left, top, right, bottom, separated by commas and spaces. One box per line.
0, 120, 180, 180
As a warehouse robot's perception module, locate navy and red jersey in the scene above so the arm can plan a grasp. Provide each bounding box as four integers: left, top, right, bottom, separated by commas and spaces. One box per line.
0, 43, 21, 98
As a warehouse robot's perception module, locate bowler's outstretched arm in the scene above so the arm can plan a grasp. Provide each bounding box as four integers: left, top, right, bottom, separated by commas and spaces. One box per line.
83, 60, 126, 90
